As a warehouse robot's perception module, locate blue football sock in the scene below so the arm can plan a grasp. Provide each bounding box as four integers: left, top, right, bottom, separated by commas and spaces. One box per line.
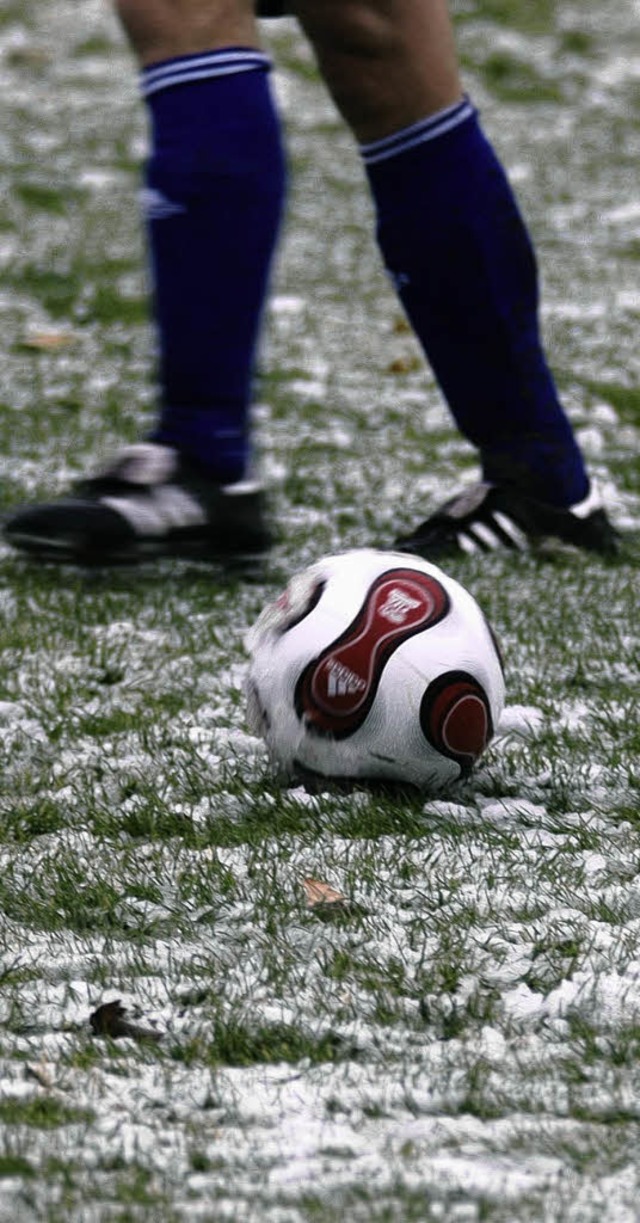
141, 50, 286, 483
361, 100, 588, 507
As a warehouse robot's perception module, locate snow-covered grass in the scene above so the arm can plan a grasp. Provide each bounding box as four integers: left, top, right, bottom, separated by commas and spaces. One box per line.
1, 3, 640, 1221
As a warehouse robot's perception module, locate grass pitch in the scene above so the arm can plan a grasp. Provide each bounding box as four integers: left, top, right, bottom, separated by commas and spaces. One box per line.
1, 2, 640, 1221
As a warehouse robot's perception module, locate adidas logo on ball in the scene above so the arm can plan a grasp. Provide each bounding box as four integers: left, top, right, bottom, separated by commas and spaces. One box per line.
378, 585, 424, 625
324, 660, 367, 699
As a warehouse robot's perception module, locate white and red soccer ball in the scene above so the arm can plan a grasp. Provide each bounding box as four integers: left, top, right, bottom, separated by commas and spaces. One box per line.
246, 549, 505, 790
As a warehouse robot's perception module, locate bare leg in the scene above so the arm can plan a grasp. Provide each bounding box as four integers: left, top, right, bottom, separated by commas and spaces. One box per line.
293, 0, 462, 140
114, 0, 259, 65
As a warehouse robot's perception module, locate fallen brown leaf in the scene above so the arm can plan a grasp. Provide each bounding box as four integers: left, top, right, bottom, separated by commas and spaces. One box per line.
302, 877, 349, 909
21, 331, 78, 352
7, 47, 52, 69
89, 999, 162, 1043
25, 1061, 54, 1089
386, 355, 422, 375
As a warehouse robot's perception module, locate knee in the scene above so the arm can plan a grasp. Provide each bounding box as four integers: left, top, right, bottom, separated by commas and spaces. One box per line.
294, 1, 402, 62
293, 0, 461, 139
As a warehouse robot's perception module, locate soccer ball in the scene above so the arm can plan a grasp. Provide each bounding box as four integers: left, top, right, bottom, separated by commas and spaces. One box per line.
246, 549, 505, 790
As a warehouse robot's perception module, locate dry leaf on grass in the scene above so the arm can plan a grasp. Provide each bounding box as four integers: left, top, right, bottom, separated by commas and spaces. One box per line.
20, 331, 78, 352
89, 999, 162, 1043
7, 47, 52, 68
301, 877, 369, 921
386, 355, 422, 375
302, 877, 350, 912
25, 1061, 55, 1089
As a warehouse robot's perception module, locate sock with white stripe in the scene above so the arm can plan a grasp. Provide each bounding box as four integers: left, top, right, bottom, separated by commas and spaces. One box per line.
362, 100, 588, 507
142, 49, 286, 483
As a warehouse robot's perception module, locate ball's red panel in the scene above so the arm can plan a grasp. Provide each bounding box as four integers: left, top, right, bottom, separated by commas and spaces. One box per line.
295, 568, 450, 738
420, 672, 493, 774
